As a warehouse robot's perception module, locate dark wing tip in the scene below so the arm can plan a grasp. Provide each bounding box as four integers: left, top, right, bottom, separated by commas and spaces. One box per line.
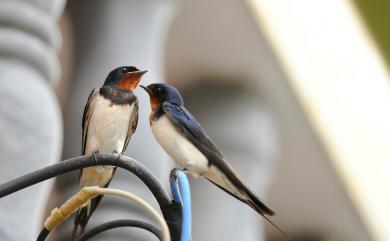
264, 207, 276, 216
248, 199, 275, 216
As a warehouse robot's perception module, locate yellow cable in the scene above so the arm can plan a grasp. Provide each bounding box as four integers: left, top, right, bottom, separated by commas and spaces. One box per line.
43, 186, 170, 241
44, 187, 97, 231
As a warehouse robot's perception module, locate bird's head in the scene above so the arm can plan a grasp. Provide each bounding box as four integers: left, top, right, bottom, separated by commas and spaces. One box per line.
103, 66, 147, 91
141, 83, 183, 110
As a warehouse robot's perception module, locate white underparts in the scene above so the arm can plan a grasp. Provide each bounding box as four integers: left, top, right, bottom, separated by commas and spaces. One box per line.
151, 115, 209, 176
85, 96, 133, 155
80, 95, 134, 187
151, 114, 247, 200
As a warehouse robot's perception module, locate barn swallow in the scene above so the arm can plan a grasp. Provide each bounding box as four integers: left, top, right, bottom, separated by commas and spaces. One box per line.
141, 83, 289, 237
72, 66, 146, 238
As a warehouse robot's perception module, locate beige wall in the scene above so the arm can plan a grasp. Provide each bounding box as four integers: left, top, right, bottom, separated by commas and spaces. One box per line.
165, 0, 372, 240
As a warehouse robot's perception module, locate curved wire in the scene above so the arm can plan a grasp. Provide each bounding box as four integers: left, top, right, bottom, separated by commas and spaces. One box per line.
36, 228, 49, 241
88, 187, 170, 241
0, 154, 171, 206
0, 154, 183, 241
170, 169, 192, 241
37, 187, 170, 241
75, 219, 162, 241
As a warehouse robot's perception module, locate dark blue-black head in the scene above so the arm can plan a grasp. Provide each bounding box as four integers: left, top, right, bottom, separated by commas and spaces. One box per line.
141, 83, 183, 110
103, 66, 147, 91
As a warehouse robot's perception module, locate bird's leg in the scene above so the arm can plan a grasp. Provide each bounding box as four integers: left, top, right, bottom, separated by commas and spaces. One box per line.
183, 164, 199, 177
169, 167, 179, 177
114, 151, 121, 163
91, 151, 99, 166
169, 167, 184, 184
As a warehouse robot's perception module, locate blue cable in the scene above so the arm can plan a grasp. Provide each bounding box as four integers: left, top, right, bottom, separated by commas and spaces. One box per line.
170, 170, 192, 241
170, 175, 182, 204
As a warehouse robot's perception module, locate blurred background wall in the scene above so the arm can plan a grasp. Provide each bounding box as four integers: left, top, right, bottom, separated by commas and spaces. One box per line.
0, 0, 64, 240
165, 0, 374, 241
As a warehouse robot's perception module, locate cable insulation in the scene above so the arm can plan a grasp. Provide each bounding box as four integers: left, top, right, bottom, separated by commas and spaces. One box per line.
75, 219, 162, 241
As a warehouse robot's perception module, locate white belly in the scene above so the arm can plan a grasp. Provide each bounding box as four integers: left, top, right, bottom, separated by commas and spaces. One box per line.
81, 95, 134, 187
80, 165, 115, 187
85, 95, 134, 155
151, 115, 209, 176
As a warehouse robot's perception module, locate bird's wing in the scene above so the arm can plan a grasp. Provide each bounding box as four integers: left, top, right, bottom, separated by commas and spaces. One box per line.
162, 101, 275, 216
122, 98, 139, 153
73, 88, 99, 237
162, 101, 223, 156
81, 88, 99, 155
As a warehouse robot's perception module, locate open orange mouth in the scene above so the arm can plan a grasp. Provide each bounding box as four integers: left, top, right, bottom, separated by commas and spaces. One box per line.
116, 70, 147, 91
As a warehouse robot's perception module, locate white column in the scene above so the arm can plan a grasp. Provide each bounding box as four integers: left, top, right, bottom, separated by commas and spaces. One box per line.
0, 0, 65, 240
59, 1, 175, 240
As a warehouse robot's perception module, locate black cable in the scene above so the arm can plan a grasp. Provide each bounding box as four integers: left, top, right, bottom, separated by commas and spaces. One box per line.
36, 228, 50, 241
0, 153, 182, 241
0, 153, 171, 206
75, 219, 162, 241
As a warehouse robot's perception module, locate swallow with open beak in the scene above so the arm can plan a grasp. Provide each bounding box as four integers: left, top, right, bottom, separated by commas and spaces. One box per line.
141, 83, 289, 237
72, 66, 146, 238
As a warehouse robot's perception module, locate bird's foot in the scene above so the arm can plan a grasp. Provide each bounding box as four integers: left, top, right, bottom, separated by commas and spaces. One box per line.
91, 151, 99, 166
115, 151, 121, 162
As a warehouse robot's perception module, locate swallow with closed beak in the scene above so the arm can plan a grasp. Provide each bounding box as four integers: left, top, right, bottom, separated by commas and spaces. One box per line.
141, 83, 289, 238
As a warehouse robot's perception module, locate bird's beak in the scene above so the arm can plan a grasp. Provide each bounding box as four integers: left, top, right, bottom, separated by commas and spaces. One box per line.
134, 70, 148, 75
117, 70, 147, 91
140, 85, 151, 95
141, 85, 160, 110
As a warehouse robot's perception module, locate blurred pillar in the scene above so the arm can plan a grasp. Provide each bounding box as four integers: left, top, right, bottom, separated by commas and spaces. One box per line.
58, 1, 175, 240
0, 0, 65, 240
182, 83, 277, 241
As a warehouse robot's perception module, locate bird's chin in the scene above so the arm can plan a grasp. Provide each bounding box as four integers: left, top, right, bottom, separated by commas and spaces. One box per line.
150, 96, 160, 110
116, 77, 140, 91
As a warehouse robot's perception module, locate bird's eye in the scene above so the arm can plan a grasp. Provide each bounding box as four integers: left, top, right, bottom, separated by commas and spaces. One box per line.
122, 67, 128, 73
156, 87, 162, 92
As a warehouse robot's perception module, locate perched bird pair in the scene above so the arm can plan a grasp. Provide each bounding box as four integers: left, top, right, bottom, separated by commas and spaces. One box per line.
73, 66, 287, 238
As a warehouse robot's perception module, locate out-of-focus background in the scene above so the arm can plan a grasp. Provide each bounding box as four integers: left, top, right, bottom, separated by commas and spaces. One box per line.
0, 0, 389, 241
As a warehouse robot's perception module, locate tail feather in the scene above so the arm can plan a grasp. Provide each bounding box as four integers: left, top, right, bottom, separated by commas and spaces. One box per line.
245, 189, 275, 216
71, 205, 89, 240
204, 169, 275, 215
204, 174, 290, 239
71, 195, 104, 240
253, 207, 291, 240
72, 167, 117, 239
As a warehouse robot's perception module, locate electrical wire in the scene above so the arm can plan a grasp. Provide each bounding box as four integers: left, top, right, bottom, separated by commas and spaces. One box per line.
36, 228, 49, 241
75, 219, 162, 241
39, 186, 170, 241
0, 154, 183, 241
0, 153, 171, 206
170, 170, 192, 241
88, 187, 170, 241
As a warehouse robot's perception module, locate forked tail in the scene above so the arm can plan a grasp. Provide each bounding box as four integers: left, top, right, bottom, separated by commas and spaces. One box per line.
71, 205, 89, 240
71, 195, 103, 240
247, 200, 291, 240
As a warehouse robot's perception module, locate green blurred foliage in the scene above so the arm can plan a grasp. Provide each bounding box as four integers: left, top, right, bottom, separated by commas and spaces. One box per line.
354, 0, 390, 66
